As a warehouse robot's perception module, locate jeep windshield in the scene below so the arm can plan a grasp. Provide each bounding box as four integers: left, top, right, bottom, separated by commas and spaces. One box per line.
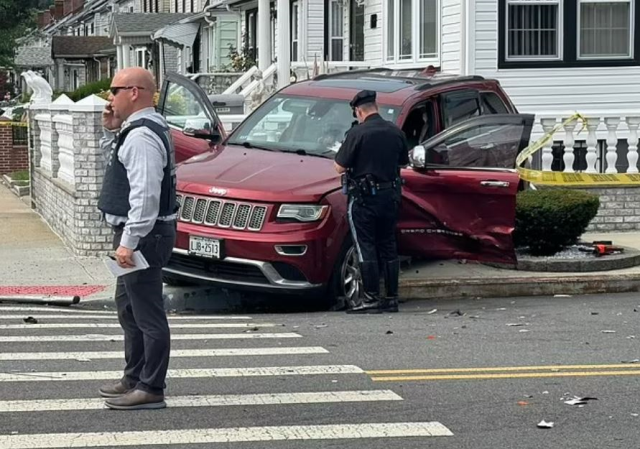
227, 95, 400, 158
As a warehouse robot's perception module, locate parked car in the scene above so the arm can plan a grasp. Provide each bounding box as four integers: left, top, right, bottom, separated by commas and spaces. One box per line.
157, 69, 534, 305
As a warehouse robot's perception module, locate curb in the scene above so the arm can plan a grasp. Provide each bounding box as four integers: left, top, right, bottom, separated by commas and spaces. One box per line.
70, 273, 640, 312
400, 273, 640, 300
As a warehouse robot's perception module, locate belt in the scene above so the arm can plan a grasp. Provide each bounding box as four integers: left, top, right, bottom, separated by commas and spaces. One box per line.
114, 219, 176, 230
376, 181, 396, 190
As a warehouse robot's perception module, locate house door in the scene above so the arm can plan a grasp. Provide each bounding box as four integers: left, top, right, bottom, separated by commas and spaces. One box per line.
349, 0, 364, 61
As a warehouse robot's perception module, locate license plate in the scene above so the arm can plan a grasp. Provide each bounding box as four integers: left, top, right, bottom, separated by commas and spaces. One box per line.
189, 236, 223, 259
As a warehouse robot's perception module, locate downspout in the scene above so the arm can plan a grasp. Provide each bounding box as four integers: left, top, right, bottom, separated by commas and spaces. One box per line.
93, 57, 102, 81
460, 0, 467, 75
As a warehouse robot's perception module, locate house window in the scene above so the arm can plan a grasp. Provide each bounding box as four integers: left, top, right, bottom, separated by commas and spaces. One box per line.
90, 23, 94, 35
246, 9, 257, 62
174, 0, 178, 12
386, 0, 439, 64
291, 1, 300, 61
506, 1, 561, 60
191, 0, 195, 12
182, 0, 186, 12
579, 0, 632, 58
136, 48, 148, 68
499, 0, 638, 68
328, 0, 344, 61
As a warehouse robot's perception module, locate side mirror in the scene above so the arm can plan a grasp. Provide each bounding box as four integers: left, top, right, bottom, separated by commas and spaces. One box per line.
409, 145, 426, 168
183, 127, 222, 143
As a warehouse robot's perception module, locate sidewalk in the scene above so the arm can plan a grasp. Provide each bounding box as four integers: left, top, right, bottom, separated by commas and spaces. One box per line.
0, 184, 114, 303
2, 182, 640, 311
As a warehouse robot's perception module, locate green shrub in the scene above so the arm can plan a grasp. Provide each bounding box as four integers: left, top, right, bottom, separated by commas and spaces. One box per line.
67, 78, 112, 102
514, 189, 600, 256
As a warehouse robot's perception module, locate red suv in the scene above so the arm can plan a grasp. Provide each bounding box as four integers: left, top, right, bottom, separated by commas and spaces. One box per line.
157, 69, 533, 304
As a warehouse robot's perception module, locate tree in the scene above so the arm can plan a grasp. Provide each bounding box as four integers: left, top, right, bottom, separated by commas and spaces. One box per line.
0, 0, 54, 67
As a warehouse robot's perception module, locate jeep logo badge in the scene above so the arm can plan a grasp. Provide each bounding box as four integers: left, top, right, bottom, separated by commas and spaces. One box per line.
209, 187, 228, 196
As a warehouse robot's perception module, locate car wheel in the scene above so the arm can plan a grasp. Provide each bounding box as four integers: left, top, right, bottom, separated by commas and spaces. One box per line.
327, 240, 362, 309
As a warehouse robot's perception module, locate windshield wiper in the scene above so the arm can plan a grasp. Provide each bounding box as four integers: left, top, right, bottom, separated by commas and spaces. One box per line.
233, 141, 280, 152
283, 149, 334, 159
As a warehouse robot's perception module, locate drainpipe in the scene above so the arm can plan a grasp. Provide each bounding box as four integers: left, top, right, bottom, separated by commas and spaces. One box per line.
93, 57, 102, 81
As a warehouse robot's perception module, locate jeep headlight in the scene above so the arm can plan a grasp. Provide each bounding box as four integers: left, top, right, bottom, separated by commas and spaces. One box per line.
277, 204, 328, 222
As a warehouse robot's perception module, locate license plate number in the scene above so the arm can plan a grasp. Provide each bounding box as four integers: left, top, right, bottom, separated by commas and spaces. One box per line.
189, 236, 222, 259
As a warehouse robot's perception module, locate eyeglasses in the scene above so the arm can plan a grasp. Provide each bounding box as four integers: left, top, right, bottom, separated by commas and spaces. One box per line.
109, 86, 145, 96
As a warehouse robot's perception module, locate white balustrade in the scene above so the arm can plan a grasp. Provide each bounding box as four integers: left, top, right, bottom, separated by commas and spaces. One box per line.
626, 117, 640, 174
529, 112, 640, 176
54, 115, 74, 185
604, 117, 620, 173
562, 118, 576, 173
35, 113, 53, 173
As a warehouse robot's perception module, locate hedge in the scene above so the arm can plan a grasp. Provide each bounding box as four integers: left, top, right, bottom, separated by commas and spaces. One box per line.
514, 189, 600, 256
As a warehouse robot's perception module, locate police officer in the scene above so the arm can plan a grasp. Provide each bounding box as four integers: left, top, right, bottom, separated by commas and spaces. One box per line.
334, 90, 409, 314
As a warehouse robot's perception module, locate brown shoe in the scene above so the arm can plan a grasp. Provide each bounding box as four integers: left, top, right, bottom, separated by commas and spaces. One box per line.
99, 381, 132, 398
104, 389, 166, 410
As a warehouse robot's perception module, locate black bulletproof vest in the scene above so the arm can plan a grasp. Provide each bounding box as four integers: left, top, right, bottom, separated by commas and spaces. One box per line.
98, 118, 177, 218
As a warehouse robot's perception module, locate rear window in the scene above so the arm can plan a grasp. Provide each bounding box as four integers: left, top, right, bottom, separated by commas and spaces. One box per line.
441, 90, 481, 127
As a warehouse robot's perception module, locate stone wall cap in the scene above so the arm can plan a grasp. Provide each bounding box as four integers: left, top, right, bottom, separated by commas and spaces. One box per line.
70, 95, 107, 112
50, 94, 75, 111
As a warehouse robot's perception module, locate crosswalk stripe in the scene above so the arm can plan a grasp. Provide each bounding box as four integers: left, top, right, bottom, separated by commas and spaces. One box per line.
0, 333, 301, 342
0, 390, 402, 413
0, 306, 117, 315
0, 346, 329, 361
0, 422, 453, 447
0, 365, 364, 382
0, 323, 277, 329
0, 314, 252, 320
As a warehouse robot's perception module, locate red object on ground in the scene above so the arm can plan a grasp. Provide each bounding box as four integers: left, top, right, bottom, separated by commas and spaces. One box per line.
0, 285, 106, 297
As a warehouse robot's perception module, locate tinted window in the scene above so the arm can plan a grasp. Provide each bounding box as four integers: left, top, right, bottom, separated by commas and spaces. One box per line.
441, 90, 481, 127
162, 82, 213, 132
481, 92, 509, 114
427, 122, 527, 168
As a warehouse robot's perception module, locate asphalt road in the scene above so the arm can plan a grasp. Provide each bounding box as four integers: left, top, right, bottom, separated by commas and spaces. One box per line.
0, 292, 639, 448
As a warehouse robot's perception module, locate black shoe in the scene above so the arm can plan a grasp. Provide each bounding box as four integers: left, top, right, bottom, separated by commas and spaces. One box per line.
346, 294, 383, 314
380, 297, 399, 313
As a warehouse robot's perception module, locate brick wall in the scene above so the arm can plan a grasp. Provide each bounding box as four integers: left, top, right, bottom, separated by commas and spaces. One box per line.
30, 99, 114, 257
0, 124, 29, 176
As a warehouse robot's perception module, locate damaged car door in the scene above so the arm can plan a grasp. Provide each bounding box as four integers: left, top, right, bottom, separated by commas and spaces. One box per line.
397, 113, 534, 265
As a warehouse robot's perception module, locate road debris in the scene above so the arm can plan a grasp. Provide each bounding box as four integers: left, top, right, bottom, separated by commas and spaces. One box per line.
622, 359, 640, 364
537, 420, 554, 429
517, 401, 529, 406
447, 309, 464, 317
23, 317, 38, 324
507, 323, 527, 327
601, 330, 616, 334
386, 330, 394, 335
554, 294, 572, 298
75, 358, 91, 362
519, 329, 530, 333
564, 396, 597, 406
590, 312, 599, 315
314, 324, 328, 329
427, 309, 438, 315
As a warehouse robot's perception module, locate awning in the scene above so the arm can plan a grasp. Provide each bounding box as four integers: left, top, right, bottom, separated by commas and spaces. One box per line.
153, 22, 200, 49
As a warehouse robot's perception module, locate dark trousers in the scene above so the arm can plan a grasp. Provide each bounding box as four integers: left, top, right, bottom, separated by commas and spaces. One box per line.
113, 221, 176, 395
347, 189, 400, 298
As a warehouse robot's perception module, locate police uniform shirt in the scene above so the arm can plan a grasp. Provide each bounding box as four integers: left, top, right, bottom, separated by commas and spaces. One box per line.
335, 113, 410, 182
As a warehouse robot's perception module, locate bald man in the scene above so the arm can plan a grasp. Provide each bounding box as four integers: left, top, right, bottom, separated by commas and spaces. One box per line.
97, 68, 177, 410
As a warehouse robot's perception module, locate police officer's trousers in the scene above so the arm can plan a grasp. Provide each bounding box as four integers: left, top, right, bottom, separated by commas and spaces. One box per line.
347, 189, 400, 299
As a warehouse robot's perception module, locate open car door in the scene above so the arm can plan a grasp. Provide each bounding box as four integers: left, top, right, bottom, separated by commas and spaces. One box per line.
157, 72, 226, 163
397, 113, 534, 265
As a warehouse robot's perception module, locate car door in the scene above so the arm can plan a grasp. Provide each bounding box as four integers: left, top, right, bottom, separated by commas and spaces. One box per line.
157, 72, 226, 164
397, 113, 534, 265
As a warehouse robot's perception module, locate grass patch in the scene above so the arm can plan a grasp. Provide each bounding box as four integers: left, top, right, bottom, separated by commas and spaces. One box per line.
9, 170, 29, 181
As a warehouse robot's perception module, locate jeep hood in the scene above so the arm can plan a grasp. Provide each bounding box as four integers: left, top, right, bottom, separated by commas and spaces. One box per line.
176, 144, 341, 202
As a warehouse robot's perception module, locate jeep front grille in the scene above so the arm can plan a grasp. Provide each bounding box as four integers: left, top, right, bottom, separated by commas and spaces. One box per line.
177, 194, 267, 232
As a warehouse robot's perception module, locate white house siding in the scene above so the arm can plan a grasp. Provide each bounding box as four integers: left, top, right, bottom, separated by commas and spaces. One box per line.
364, 0, 383, 64
306, 0, 325, 62
118, 0, 138, 13
472, 0, 640, 116
441, 0, 462, 73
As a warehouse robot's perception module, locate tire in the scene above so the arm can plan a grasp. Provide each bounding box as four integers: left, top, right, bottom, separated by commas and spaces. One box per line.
327, 237, 361, 310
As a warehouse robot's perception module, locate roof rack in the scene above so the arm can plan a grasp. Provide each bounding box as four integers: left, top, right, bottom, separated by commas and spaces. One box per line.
312, 67, 394, 81
413, 75, 486, 91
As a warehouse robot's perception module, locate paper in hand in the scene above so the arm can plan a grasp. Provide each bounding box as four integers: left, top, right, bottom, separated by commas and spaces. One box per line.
105, 251, 150, 277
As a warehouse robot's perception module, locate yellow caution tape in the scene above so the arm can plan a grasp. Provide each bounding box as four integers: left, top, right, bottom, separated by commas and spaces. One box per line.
515, 112, 640, 186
